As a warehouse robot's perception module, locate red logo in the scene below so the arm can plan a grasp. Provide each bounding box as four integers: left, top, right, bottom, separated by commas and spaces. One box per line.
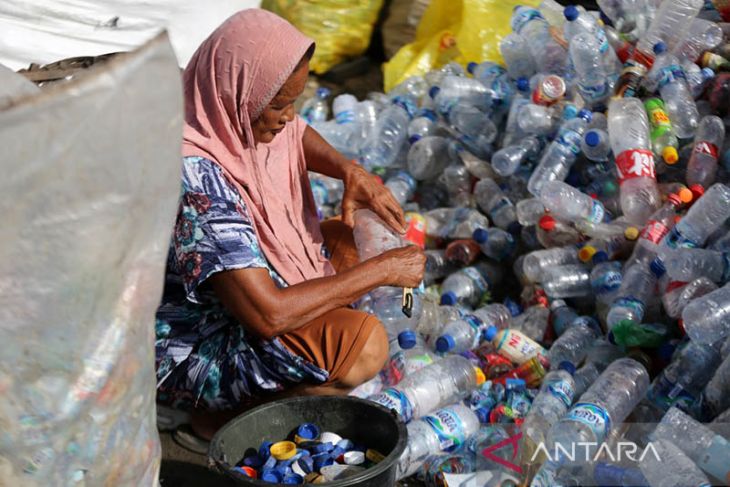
615, 149, 656, 183
481, 431, 523, 474
693, 141, 719, 159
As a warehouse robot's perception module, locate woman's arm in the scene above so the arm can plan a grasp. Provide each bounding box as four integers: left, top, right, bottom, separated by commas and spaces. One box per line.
303, 125, 356, 180
208, 246, 425, 340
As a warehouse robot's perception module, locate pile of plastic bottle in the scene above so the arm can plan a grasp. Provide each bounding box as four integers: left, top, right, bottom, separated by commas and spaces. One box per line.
302, 1, 730, 485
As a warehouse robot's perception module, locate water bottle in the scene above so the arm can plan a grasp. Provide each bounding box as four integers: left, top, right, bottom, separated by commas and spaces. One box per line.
539, 180, 608, 224
446, 103, 498, 141
675, 277, 719, 318
568, 32, 614, 106
682, 281, 730, 344
548, 358, 650, 464
644, 98, 679, 165
312, 95, 362, 159
381, 336, 438, 387
581, 129, 611, 162
440, 262, 502, 308
550, 300, 579, 337
662, 248, 730, 284
417, 295, 463, 344
407, 111, 438, 140
702, 353, 730, 421
384, 170, 417, 207
523, 246, 582, 283
482, 326, 548, 365
371, 355, 479, 422
435, 304, 511, 354
606, 262, 657, 329
646, 42, 701, 139
424, 207, 491, 241
511, 6, 568, 75
651, 406, 730, 483
501, 78, 531, 148
527, 110, 593, 196
473, 179, 519, 232
499, 33, 537, 80
517, 103, 562, 136
547, 316, 602, 368
423, 249, 457, 286
634, 0, 703, 65
522, 362, 577, 446
591, 261, 623, 308
573, 362, 602, 398
472, 228, 516, 261
686, 115, 725, 189
443, 163, 474, 207
429, 76, 492, 116
541, 265, 593, 299
597, 0, 647, 41
647, 340, 721, 413
563, 5, 620, 73
537, 215, 584, 248
397, 403, 481, 479
673, 17, 724, 63
510, 303, 550, 342
492, 136, 542, 177
300, 87, 331, 124
516, 197, 547, 226
407, 135, 456, 181
608, 97, 661, 224
661, 183, 730, 250
359, 97, 413, 171
640, 439, 712, 487
683, 61, 715, 99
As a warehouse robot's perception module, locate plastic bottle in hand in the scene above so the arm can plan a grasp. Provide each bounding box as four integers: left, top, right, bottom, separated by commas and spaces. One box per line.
581, 129, 611, 162
569, 32, 614, 106
634, 0, 703, 65
435, 304, 511, 354
606, 262, 658, 329
499, 33, 537, 80
528, 110, 593, 196
644, 98, 679, 165
483, 326, 548, 365
640, 439, 712, 487
440, 262, 502, 308
608, 97, 660, 224
547, 316, 602, 368
646, 42, 700, 138
522, 362, 577, 447
397, 403, 481, 479
472, 228, 516, 261
539, 180, 608, 224
686, 115, 725, 189
548, 358, 649, 464
359, 97, 413, 171
682, 281, 730, 344
523, 245, 582, 283
474, 179, 519, 232
661, 183, 730, 250
407, 136, 457, 181
491, 136, 542, 177
300, 87, 331, 124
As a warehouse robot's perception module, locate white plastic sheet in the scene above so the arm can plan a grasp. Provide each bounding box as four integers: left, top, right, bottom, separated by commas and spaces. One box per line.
0, 32, 182, 485
0, 63, 39, 108
0, 0, 260, 70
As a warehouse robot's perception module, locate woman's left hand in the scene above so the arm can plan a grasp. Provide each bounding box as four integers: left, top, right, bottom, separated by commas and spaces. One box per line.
341, 164, 406, 234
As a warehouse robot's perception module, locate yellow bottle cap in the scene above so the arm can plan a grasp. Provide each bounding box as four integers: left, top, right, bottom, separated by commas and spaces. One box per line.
474, 367, 486, 386
662, 146, 679, 165
366, 449, 385, 464
578, 245, 597, 263
677, 187, 693, 203
624, 227, 640, 241
270, 441, 297, 460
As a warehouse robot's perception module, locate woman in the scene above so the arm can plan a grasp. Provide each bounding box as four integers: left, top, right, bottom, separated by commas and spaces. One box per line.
155, 9, 426, 444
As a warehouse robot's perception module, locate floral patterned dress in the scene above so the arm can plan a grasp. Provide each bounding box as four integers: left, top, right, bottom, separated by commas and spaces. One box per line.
155, 156, 328, 412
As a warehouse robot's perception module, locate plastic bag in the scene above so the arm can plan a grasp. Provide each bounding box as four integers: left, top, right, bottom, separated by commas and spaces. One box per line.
262, 0, 384, 74
0, 32, 182, 485
383, 0, 540, 92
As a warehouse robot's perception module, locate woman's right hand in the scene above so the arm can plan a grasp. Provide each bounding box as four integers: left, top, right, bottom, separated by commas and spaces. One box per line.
375, 245, 427, 288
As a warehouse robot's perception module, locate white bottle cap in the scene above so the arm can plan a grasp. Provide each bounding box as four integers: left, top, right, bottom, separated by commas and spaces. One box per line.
343, 450, 365, 465
319, 431, 343, 444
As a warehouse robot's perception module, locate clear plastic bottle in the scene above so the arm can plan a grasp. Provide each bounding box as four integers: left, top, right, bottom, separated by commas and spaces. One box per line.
626, 195, 682, 267
608, 96, 661, 224
527, 110, 593, 196
434, 304, 511, 354
312, 95, 363, 159
384, 170, 417, 207
443, 163, 474, 207
572, 362, 601, 398
380, 336, 438, 387
547, 316, 601, 368
359, 97, 413, 171
517, 103, 562, 136
591, 261, 623, 307
424, 207, 491, 241
537, 215, 583, 248
686, 115, 725, 189
429, 76, 492, 116
516, 197, 546, 226
539, 180, 608, 224
606, 262, 657, 329
499, 33, 537, 80
541, 265, 592, 299
482, 326, 548, 365
439, 262, 503, 308
563, 5, 620, 73
423, 249, 457, 286
651, 406, 730, 483
634, 0, 703, 65
407, 135, 456, 181
397, 403, 481, 479
500, 78, 531, 148
474, 178, 519, 232
682, 281, 730, 344
581, 129, 611, 162
682, 61, 715, 99
299, 87, 331, 124
511, 303, 550, 342
662, 248, 730, 284
639, 439, 712, 487
511, 6, 568, 75
447, 103, 498, 141
646, 42, 701, 139
491, 136, 542, 177
522, 362, 577, 446
548, 358, 650, 463
407, 111, 437, 140
702, 353, 730, 421
472, 228, 516, 261
568, 32, 613, 106
661, 183, 730, 250
550, 300, 579, 337
673, 17, 724, 63
523, 246, 582, 283
676, 277, 718, 318
644, 97, 679, 165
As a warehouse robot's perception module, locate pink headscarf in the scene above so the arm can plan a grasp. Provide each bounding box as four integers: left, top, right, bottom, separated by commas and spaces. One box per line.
182, 9, 334, 285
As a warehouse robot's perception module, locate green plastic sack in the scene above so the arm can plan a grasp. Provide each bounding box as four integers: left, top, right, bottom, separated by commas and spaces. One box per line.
383, 0, 540, 92
263, 0, 384, 74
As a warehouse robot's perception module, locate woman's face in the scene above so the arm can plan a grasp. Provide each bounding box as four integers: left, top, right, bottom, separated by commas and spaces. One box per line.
251, 60, 309, 144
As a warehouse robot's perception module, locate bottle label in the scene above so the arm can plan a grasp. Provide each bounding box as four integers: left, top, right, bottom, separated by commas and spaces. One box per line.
697, 435, 730, 483
589, 200, 606, 224
640, 219, 670, 244
615, 149, 656, 183
615, 61, 648, 98
647, 375, 696, 412
592, 269, 622, 295
496, 330, 546, 363
693, 141, 719, 159
579, 81, 610, 102
663, 226, 699, 249
565, 402, 611, 443
646, 105, 672, 140
613, 296, 646, 319
557, 128, 582, 155
335, 109, 355, 124
511, 8, 544, 34
370, 388, 413, 422
423, 408, 467, 451
546, 378, 575, 408
381, 352, 406, 386
465, 314, 484, 332
463, 266, 489, 294
657, 64, 687, 89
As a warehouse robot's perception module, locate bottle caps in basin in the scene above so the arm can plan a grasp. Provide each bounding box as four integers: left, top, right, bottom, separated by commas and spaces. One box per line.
270, 441, 297, 460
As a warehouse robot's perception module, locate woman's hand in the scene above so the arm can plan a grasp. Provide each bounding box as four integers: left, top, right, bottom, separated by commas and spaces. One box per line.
341, 164, 406, 234
373, 245, 426, 288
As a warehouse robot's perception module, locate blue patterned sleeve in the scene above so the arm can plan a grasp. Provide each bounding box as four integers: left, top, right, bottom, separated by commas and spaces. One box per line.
172, 157, 270, 303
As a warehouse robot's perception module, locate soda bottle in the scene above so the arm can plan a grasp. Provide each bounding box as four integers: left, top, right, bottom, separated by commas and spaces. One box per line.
482, 326, 548, 365
440, 262, 503, 308
625, 194, 682, 267
472, 228, 516, 261
686, 115, 725, 189
300, 87, 331, 124
499, 33, 537, 80
473, 178, 519, 232
444, 239, 481, 266
643, 98, 679, 165
435, 304, 512, 354
539, 180, 608, 224
639, 440, 712, 487
581, 129, 611, 162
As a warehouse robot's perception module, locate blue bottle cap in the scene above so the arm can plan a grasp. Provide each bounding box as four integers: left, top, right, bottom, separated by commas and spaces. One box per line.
275, 461, 293, 476
440, 291, 458, 306
429, 86, 440, 99
483, 326, 498, 342
336, 439, 355, 451
577, 109, 592, 122
398, 330, 417, 350
309, 442, 333, 454
558, 361, 576, 375
592, 250, 609, 264
420, 108, 438, 121
507, 221, 522, 235
330, 446, 346, 460
261, 469, 283, 483
506, 378, 526, 389
408, 134, 422, 144
298, 455, 314, 474
242, 455, 263, 469
563, 5, 579, 21
262, 454, 277, 470
516, 77, 529, 92
436, 334, 455, 353
503, 297, 522, 317
599, 11, 613, 27
649, 258, 666, 277
312, 452, 334, 471
296, 423, 320, 442
653, 42, 667, 54
475, 406, 491, 423
467, 62, 478, 74
283, 473, 304, 484
259, 440, 274, 460
585, 130, 600, 147
562, 104, 578, 120
316, 87, 331, 99
473, 228, 488, 243
702, 67, 715, 80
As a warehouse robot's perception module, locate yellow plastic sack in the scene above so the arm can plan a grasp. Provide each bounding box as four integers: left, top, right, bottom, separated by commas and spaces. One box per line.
263, 0, 384, 74
383, 0, 540, 92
